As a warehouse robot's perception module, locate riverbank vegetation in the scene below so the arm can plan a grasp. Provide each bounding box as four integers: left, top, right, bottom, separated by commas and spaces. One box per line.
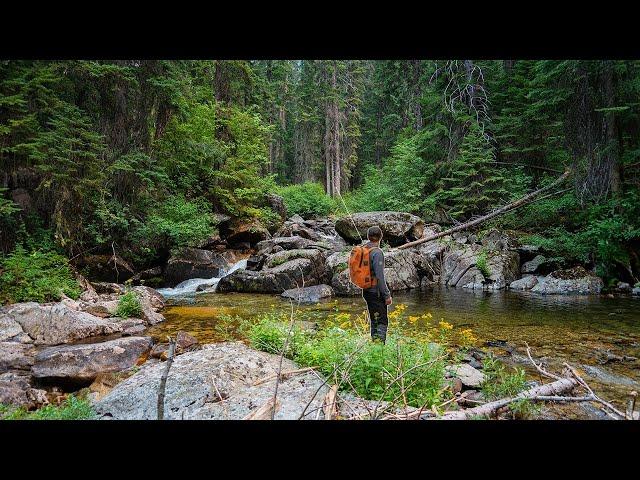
0, 395, 95, 420
2, 60, 640, 302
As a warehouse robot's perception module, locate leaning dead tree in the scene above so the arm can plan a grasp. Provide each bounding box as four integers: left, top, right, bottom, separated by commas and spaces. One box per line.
397, 169, 572, 251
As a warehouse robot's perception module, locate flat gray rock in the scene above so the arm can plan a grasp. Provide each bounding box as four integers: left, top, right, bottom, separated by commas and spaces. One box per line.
32, 336, 153, 382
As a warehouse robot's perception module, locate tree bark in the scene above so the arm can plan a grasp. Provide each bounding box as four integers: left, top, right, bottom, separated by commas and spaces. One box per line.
603, 60, 622, 197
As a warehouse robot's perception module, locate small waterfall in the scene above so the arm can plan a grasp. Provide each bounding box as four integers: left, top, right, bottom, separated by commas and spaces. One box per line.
157, 258, 247, 299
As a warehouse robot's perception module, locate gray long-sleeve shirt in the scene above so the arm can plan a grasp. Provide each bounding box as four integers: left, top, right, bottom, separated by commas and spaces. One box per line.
364, 241, 391, 300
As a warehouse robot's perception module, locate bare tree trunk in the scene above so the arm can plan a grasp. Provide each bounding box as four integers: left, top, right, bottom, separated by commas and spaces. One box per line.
324, 61, 341, 196
603, 60, 622, 197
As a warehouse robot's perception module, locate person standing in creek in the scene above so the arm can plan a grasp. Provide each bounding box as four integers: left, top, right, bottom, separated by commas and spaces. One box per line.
348, 226, 392, 343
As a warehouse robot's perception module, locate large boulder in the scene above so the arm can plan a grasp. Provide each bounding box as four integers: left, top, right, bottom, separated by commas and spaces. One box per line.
0, 313, 30, 343
0, 371, 49, 409
441, 244, 519, 290
164, 248, 240, 287
281, 284, 334, 304
335, 211, 424, 246
521, 254, 547, 274
1, 302, 122, 346
326, 249, 423, 296
480, 228, 518, 251
94, 342, 343, 420
509, 275, 539, 291
75, 254, 135, 283
0, 342, 36, 372
31, 336, 153, 384
217, 248, 328, 294
219, 218, 270, 249
531, 267, 604, 295
255, 235, 331, 255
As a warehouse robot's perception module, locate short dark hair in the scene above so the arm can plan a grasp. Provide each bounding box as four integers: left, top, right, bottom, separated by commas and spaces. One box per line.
367, 226, 383, 241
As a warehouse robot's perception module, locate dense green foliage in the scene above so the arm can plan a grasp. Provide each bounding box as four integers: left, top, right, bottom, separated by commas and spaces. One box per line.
0, 244, 81, 304
276, 182, 337, 217
2, 59, 639, 284
246, 312, 447, 408
0, 395, 95, 420
114, 290, 143, 318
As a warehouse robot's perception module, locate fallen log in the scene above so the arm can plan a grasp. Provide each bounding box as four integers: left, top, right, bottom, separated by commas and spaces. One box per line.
434, 376, 579, 420
397, 169, 571, 250
157, 336, 177, 420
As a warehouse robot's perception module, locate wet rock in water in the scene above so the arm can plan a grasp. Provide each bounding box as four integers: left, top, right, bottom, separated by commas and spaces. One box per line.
0, 371, 49, 409
509, 275, 539, 291
334, 211, 424, 247
633, 287, 640, 296
1, 302, 122, 346
521, 254, 547, 274
445, 364, 486, 388
441, 244, 519, 290
95, 342, 347, 420
281, 284, 334, 304
217, 252, 328, 294
31, 336, 153, 383
0, 342, 36, 372
616, 281, 631, 293
164, 248, 239, 286
75, 253, 135, 283
531, 266, 603, 295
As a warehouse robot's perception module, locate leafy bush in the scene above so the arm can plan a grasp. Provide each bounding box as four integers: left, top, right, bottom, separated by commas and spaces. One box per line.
135, 196, 215, 252
1, 395, 95, 420
246, 310, 448, 409
276, 182, 337, 218
0, 244, 81, 304
476, 251, 491, 278
114, 290, 143, 318
480, 355, 537, 419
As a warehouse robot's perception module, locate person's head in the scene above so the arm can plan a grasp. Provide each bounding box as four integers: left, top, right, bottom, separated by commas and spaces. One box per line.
367, 226, 383, 243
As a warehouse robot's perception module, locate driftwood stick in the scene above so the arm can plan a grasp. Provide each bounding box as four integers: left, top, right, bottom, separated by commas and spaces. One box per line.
323, 385, 339, 420
157, 336, 177, 420
562, 362, 626, 419
397, 169, 571, 250
244, 397, 281, 420
252, 367, 319, 387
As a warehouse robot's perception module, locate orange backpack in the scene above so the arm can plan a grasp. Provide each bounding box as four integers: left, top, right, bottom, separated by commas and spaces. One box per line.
348, 245, 379, 289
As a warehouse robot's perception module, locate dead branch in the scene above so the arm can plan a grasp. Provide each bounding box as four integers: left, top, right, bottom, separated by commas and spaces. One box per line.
323, 385, 339, 420
157, 336, 177, 420
244, 397, 280, 420
252, 367, 318, 387
397, 169, 572, 250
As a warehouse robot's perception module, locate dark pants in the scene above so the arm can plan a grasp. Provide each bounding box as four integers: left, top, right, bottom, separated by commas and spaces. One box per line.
363, 290, 388, 343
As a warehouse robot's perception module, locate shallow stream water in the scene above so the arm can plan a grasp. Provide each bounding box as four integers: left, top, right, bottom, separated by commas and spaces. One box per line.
148, 287, 640, 417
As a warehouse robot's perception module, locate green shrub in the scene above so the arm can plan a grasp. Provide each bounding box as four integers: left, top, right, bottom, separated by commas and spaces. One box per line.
115, 290, 143, 318
135, 195, 215, 252
476, 251, 491, 278
1, 395, 95, 420
276, 182, 337, 218
246, 313, 446, 409
0, 244, 81, 304
480, 354, 538, 418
